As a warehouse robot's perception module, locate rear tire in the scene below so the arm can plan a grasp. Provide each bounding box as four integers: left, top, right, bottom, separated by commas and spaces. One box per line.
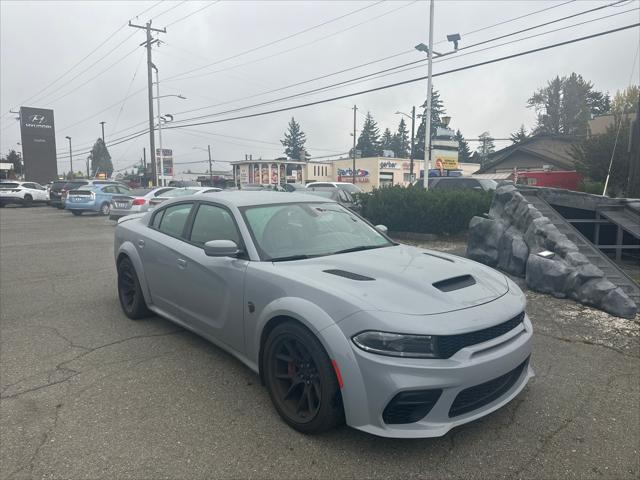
100, 202, 110, 216
23, 195, 32, 207
71, 210, 82, 216
263, 321, 344, 434
117, 257, 151, 320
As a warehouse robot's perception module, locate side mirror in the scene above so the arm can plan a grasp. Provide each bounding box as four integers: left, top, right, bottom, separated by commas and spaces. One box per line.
204, 239, 240, 257
375, 224, 388, 234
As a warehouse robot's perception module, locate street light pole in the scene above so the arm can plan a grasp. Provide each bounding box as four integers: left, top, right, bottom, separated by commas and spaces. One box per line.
65, 136, 73, 178
99, 121, 106, 143
154, 66, 164, 186
207, 144, 213, 185
423, 0, 434, 190
352, 105, 357, 184
395, 108, 417, 182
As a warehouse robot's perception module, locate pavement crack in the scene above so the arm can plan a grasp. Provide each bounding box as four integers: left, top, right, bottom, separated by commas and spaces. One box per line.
535, 330, 638, 359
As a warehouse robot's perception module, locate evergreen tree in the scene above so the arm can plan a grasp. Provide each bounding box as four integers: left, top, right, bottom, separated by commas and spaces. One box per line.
356, 111, 381, 157
453, 129, 472, 163
280, 117, 310, 160
88, 138, 113, 177
414, 89, 446, 159
527, 73, 610, 136
611, 85, 639, 118
510, 125, 529, 144
4, 149, 23, 176
477, 132, 495, 164
390, 118, 410, 158
380, 128, 394, 153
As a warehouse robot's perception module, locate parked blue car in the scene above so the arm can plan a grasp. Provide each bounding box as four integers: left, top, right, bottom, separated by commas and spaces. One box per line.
65, 184, 132, 216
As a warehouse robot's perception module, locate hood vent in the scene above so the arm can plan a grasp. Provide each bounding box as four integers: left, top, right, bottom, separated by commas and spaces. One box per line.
324, 269, 375, 281
433, 274, 476, 292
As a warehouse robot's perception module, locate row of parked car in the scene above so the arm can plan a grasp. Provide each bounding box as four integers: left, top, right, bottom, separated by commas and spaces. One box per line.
0, 179, 367, 218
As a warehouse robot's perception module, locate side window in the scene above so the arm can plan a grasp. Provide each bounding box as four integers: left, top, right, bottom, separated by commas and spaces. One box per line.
190, 204, 240, 246
22, 183, 35, 189
102, 186, 117, 194
155, 188, 172, 196
158, 203, 193, 238
117, 185, 131, 194
151, 209, 164, 229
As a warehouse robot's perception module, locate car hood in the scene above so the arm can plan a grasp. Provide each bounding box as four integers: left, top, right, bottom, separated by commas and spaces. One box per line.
272, 244, 509, 315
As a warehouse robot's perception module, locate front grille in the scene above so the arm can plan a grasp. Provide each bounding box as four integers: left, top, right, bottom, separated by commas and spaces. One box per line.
383, 389, 442, 424
449, 357, 529, 417
436, 312, 525, 359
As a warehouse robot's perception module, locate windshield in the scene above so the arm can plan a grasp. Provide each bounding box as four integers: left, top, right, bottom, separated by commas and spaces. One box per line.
242, 202, 392, 261
337, 184, 361, 194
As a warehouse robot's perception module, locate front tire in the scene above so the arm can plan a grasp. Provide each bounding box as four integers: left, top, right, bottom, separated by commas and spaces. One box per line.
100, 202, 110, 216
117, 257, 151, 320
263, 321, 344, 434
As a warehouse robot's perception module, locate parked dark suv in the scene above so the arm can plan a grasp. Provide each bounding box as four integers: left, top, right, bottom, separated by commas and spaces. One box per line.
50, 180, 89, 208
428, 177, 498, 191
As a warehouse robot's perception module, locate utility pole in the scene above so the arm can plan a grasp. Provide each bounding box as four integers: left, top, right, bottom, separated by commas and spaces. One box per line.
129, 20, 166, 186
410, 106, 416, 182
99, 121, 106, 143
422, 0, 434, 190
352, 105, 357, 184
65, 136, 73, 177
208, 144, 213, 185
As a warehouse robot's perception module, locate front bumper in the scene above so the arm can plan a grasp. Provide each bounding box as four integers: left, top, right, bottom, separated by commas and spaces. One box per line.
323, 308, 534, 438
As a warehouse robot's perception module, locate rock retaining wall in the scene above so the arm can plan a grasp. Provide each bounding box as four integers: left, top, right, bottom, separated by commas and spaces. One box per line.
467, 185, 637, 319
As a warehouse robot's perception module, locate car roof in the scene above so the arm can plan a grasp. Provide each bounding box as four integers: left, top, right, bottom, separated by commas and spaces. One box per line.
160, 191, 334, 208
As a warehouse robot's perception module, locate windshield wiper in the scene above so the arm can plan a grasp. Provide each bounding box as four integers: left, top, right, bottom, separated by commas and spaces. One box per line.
331, 245, 389, 255
270, 254, 316, 262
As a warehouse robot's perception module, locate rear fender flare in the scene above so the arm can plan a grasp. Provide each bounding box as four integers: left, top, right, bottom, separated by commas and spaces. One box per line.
117, 242, 152, 305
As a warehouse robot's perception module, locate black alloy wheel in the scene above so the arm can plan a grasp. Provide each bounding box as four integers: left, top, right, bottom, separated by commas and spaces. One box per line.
117, 257, 150, 319
263, 322, 343, 433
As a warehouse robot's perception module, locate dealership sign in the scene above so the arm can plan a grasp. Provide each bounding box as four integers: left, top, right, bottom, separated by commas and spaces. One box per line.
20, 107, 57, 184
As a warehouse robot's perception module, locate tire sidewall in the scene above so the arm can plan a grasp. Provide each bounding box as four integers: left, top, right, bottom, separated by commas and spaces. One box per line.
117, 257, 149, 320
263, 322, 343, 434
101, 202, 110, 216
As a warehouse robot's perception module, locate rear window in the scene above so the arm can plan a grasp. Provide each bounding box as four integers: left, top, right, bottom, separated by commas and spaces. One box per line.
337, 184, 361, 194
164, 188, 200, 198
131, 189, 152, 196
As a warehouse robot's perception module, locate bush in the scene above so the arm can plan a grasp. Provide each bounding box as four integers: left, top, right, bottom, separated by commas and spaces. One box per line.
359, 185, 493, 235
576, 179, 605, 195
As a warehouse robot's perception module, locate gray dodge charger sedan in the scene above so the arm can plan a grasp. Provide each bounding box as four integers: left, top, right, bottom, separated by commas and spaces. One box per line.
114, 191, 533, 438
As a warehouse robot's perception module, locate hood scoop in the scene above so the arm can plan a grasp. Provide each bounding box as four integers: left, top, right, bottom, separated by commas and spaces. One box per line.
324, 269, 375, 281
433, 274, 476, 292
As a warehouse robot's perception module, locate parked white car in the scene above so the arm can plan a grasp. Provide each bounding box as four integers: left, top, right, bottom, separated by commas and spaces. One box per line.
305, 181, 362, 194
0, 181, 49, 207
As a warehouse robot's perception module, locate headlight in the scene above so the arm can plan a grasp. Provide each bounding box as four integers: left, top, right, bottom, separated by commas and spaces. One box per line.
352, 331, 436, 358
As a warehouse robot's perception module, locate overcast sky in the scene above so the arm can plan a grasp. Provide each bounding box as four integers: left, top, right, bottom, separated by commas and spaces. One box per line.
1, 0, 638, 175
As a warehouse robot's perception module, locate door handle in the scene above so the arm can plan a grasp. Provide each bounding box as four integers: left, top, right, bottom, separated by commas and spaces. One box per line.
177, 258, 187, 269
137, 239, 145, 248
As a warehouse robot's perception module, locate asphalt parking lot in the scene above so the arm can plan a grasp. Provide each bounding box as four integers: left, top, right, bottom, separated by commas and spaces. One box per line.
1, 206, 639, 479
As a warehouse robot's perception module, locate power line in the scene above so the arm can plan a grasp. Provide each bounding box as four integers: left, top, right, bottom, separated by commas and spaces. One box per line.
150, 0, 189, 20
456, 0, 627, 52
160, 23, 639, 131
56, 21, 639, 162
162, 0, 394, 81
165, 0, 222, 27
166, 9, 639, 127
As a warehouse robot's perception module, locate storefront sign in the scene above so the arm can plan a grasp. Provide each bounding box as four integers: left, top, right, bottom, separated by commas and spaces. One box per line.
20, 106, 57, 183
337, 167, 369, 183
379, 160, 400, 169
